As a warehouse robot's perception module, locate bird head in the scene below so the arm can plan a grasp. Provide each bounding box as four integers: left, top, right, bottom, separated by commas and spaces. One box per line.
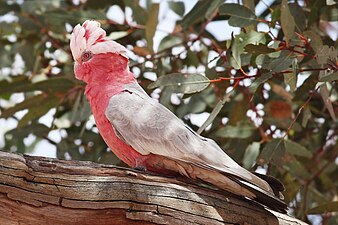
70, 20, 129, 83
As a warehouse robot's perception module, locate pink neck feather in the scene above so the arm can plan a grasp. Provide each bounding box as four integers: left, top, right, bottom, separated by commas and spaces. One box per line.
76, 53, 141, 167
75, 53, 135, 86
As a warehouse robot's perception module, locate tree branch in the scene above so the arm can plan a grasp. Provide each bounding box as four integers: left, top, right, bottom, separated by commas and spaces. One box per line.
0, 151, 307, 225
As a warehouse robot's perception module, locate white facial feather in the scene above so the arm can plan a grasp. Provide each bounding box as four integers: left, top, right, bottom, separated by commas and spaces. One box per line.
70, 20, 128, 62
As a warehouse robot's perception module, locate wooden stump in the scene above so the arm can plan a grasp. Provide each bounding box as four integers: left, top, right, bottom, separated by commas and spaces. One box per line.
0, 151, 307, 225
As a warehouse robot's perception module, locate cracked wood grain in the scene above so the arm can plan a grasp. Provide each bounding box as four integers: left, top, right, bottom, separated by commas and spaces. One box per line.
0, 151, 307, 225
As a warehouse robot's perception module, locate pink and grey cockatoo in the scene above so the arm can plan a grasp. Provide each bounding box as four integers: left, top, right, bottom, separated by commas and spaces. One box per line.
70, 20, 287, 212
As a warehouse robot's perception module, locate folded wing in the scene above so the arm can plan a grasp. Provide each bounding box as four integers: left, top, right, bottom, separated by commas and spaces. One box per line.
105, 82, 286, 212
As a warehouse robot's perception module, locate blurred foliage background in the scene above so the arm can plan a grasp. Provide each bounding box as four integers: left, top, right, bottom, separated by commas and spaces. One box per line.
0, 0, 337, 224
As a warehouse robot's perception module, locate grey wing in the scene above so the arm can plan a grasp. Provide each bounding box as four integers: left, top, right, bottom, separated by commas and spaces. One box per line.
105, 83, 271, 191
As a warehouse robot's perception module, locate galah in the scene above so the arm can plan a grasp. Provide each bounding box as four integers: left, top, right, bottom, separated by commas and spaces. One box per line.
70, 20, 287, 212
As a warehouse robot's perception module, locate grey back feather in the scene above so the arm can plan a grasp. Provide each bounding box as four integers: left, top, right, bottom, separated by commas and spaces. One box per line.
105, 82, 272, 193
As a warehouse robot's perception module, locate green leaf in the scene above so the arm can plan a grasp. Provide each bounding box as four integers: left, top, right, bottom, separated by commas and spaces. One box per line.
315, 45, 335, 65
85, 0, 115, 9
262, 51, 294, 72
107, 31, 129, 40
1, 94, 47, 118
6, 124, 50, 138
319, 71, 338, 82
307, 201, 338, 214
289, 3, 306, 31
258, 138, 285, 165
271, 7, 281, 25
320, 83, 336, 120
19, 44, 37, 72
21, 0, 62, 14
181, 0, 213, 29
243, 142, 260, 169
303, 30, 323, 52
283, 156, 311, 179
0, 22, 16, 35
158, 35, 182, 52
31, 78, 75, 93
321, 5, 338, 21
281, 0, 296, 45
0, 47, 13, 68
168, 1, 185, 17
0, 77, 75, 96
228, 98, 249, 125
177, 89, 214, 118
0, 76, 30, 96
249, 72, 273, 93
205, 0, 224, 19
301, 106, 312, 127
284, 73, 297, 93
219, 3, 257, 27
197, 84, 236, 134
245, 44, 276, 54
284, 139, 312, 158
70, 95, 92, 123
148, 73, 210, 94
0, 1, 21, 14
215, 121, 255, 139
18, 96, 59, 127
145, 3, 159, 52
124, 0, 148, 25
242, 0, 255, 12
228, 31, 266, 69
184, 50, 200, 67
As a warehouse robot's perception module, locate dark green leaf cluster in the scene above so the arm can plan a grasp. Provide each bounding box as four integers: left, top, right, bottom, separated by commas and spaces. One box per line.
0, 1, 337, 223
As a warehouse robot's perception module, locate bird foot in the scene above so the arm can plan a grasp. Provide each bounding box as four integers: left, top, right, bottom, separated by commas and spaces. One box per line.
134, 166, 147, 172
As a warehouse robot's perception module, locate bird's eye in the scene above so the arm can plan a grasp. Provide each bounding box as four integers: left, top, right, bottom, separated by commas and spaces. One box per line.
81, 51, 93, 62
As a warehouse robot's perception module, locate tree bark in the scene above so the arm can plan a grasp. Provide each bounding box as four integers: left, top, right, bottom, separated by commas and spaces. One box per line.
0, 151, 307, 225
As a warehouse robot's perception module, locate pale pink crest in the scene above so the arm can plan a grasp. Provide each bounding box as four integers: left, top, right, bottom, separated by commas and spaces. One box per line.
70, 20, 128, 62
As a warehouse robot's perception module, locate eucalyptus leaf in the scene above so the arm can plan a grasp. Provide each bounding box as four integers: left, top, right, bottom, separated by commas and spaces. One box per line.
284, 73, 297, 93
228, 31, 266, 69
219, 3, 257, 27
158, 35, 182, 52
243, 142, 260, 169
307, 201, 338, 214
124, 0, 148, 24
145, 3, 159, 52
31, 78, 75, 93
283, 156, 311, 179
284, 139, 311, 158
1, 94, 47, 118
262, 51, 294, 72
0, 76, 31, 96
301, 106, 312, 127
18, 96, 59, 127
107, 31, 129, 40
320, 83, 336, 120
168, 1, 185, 17
197, 85, 236, 134
215, 121, 255, 139
281, 0, 296, 44
181, 0, 213, 29
205, 0, 224, 19
258, 138, 284, 165
148, 73, 210, 94
245, 44, 275, 54
319, 71, 338, 82
249, 72, 272, 93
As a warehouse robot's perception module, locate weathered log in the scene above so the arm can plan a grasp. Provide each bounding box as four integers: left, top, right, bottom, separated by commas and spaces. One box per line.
0, 151, 307, 225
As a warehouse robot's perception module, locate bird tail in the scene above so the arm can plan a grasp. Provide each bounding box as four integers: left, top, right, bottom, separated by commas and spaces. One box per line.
198, 168, 288, 213
165, 159, 287, 213
146, 156, 287, 213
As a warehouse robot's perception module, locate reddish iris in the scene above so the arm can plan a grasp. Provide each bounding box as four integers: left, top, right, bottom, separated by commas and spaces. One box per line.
81, 51, 93, 62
